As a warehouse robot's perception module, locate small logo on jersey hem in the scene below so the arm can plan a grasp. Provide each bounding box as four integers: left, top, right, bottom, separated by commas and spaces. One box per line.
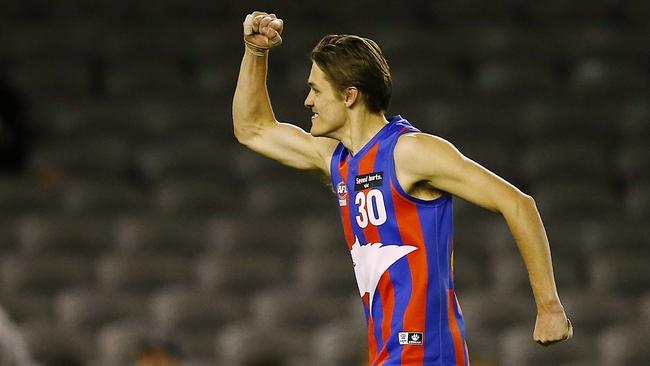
398, 332, 424, 345
336, 181, 348, 206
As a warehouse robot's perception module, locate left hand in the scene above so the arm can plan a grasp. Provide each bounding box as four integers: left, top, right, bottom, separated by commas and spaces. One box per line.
533, 310, 573, 346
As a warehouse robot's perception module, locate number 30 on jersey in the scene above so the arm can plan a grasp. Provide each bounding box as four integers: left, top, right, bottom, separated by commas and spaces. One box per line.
355, 189, 387, 228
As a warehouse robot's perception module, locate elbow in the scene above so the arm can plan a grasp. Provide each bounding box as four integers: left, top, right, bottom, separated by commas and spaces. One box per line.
516, 192, 538, 215
499, 191, 536, 217
233, 124, 249, 145
232, 121, 258, 147
521, 192, 535, 206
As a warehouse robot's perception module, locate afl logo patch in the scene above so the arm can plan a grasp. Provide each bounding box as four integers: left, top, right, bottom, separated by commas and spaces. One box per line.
337, 181, 348, 206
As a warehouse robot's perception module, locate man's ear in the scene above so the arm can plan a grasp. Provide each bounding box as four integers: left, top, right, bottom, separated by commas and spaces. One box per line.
344, 87, 359, 108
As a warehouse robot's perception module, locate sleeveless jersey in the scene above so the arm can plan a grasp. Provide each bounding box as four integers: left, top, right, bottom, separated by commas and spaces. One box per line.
330, 115, 469, 366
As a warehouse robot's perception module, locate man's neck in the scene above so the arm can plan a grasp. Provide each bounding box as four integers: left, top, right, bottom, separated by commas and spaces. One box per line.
337, 110, 389, 156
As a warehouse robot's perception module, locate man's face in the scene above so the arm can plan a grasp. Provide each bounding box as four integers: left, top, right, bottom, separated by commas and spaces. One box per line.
304, 62, 347, 137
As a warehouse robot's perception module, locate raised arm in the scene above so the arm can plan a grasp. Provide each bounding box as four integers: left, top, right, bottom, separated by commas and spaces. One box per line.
232, 11, 337, 174
394, 132, 573, 346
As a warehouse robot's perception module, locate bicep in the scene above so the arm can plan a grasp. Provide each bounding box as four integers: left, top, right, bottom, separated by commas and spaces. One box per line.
399, 134, 525, 213
242, 120, 338, 174
432, 152, 523, 213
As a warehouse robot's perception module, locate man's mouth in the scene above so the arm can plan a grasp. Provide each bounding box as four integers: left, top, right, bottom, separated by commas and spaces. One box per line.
311, 113, 319, 120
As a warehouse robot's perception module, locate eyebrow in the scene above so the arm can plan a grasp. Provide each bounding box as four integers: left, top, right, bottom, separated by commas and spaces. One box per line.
308, 81, 319, 89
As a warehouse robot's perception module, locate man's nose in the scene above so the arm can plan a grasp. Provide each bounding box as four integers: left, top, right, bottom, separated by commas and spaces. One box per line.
304, 91, 313, 109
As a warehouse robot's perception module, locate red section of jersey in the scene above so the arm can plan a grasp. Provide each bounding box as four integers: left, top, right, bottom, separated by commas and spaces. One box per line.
362, 292, 378, 362
339, 157, 355, 249
376, 271, 395, 364
390, 182, 428, 365
448, 290, 466, 366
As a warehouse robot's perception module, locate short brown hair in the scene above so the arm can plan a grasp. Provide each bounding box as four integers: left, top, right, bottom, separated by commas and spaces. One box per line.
310, 34, 392, 113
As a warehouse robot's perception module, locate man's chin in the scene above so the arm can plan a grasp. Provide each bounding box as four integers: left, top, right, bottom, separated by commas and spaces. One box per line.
310, 122, 338, 139
310, 126, 325, 137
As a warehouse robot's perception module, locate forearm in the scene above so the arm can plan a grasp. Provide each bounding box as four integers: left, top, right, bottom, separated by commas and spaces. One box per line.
502, 195, 563, 313
232, 48, 276, 142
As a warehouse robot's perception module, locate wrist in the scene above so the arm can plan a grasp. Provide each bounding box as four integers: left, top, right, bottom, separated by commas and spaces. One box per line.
536, 296, 564, 315
244, 39, 269, 57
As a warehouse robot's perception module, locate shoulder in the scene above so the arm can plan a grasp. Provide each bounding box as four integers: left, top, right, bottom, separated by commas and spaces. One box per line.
317, 137, 342, 175
393, 132, 468, 181
395, 132, 461, 164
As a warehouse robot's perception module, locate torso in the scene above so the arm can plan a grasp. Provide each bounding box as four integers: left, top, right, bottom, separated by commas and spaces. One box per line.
328, 115, 469, 366
395, 173, 444, 201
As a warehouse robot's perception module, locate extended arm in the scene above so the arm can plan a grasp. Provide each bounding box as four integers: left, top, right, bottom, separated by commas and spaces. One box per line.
395, 133, 572, 345
233, 11, 337, 173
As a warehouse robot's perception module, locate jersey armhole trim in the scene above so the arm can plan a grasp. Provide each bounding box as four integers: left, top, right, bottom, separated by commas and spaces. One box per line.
389, 131, 451, 207
329, 142, 345, 179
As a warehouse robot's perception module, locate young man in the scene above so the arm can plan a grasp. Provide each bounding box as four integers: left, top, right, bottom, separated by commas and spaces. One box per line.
233, 11, 573, 366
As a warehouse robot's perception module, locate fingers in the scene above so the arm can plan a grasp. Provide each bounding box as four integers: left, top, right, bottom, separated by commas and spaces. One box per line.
253, 13, 275, 34
246, 13, 281, 32
250, 11, 269, 31
535, 318, 573, 346
558, 318, 573, 342
259, 15, 274, 32
264, 18, 283, 46
242, 11, 283, 47
269, 18, 284, 35
252, 14, 263, 33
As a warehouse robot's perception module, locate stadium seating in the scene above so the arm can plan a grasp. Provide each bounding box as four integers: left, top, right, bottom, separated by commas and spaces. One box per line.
0, 220, 18, 255
520, 139, 611, 184
0, 1, 647, 364
16, 215, 114, 258
590, 255, 649, 298
582, 219, 650, 258
8, 59, 91, 99
54, 288, 148, 334
137, 138, 235, 182
195, 255, 290, 298
114, 216, 210, 257
618, 143, 650, 180
310, 320, 367, 366
250, 287, 346, 333
215, 321, 302, 366
0, 178, 61, 217
499, 324, 595, 366
153, 178, 241, 217
293, 251, 357, 299
1, 255, 95, 297
62, 180, 149, 217
19, 319, 92, 365
150, 287, 245, 358
93, 319, 154, 366
625, 183, 650, 219
532, 182, 620, 221
561, 291, 633, 335
570, 59, 648, 98
96, 254, 194, 295
30, 137, 135, 178
597, 323, 650, 366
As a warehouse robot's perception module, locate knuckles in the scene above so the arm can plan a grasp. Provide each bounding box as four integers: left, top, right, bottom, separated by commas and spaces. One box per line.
245, 11, 282, 36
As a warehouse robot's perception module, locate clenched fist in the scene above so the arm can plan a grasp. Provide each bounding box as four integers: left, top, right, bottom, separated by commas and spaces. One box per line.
243, 11, 284, 52
533, 310, 573, 346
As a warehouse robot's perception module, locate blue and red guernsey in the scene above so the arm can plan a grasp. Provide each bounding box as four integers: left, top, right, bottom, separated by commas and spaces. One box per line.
330, 116, 469, 366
